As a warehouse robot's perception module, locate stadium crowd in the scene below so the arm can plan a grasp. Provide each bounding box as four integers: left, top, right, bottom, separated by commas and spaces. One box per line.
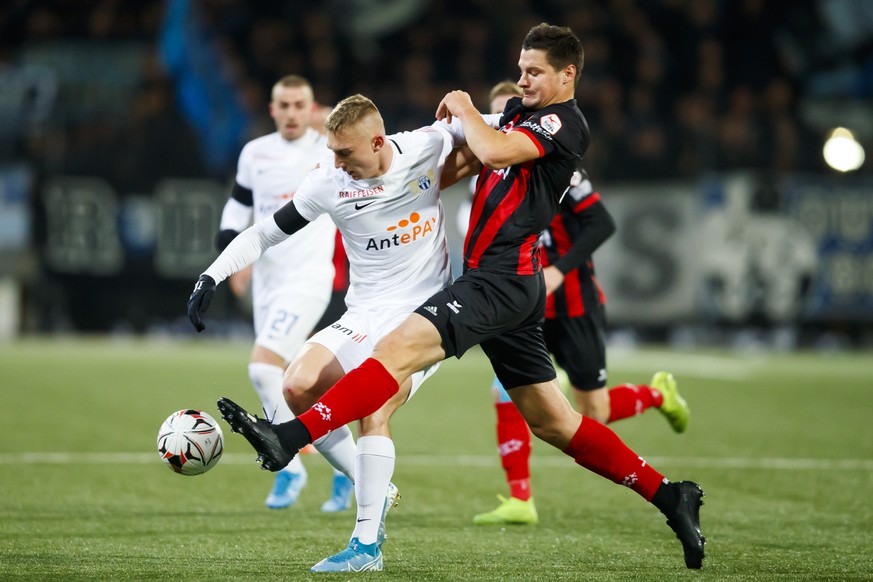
2, 0, 854, 190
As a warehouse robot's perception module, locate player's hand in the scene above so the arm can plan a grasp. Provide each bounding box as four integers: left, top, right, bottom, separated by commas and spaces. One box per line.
187, 274, 216, 332
436, 90, 475, 124
543, 265, 564, 296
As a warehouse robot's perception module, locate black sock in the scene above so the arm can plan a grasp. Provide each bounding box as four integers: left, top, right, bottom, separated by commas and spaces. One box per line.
274, 418, 312, 452
650, 481, 678, 515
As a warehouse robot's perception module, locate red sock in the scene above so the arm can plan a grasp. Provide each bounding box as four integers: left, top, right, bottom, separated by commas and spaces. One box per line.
297, 358, 399, 442
495, 402, 532, 501
607, 383, 663, 423
562, 418, 664, 500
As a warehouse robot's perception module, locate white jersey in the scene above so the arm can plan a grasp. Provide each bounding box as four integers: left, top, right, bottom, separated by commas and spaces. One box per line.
228, 128, 336, 294
293, 126, 457, 310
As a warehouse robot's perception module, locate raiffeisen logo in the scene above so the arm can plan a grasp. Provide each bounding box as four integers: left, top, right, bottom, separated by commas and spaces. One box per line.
366, 212, 437, 251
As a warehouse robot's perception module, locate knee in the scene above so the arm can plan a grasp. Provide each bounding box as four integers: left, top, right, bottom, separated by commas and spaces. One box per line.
577, 401, 610, 424
524, 406, 582, 450
528, 422, 566, 448
282, 367, 321, 414
575, 391, 610, 424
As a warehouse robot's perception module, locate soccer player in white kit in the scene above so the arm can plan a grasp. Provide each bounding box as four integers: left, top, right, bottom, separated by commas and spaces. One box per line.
189, 94, 488, 572
214, 75, 353, 512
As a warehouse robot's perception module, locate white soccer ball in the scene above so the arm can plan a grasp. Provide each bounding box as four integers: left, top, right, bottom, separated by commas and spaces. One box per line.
157, 409, 224, 476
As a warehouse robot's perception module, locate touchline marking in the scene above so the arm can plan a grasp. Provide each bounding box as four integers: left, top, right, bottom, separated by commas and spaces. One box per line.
1, 453, 871, 471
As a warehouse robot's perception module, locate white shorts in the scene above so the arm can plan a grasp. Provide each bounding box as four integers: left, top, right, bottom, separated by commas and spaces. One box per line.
306, 304, 440, 402
253, 290, 331, 363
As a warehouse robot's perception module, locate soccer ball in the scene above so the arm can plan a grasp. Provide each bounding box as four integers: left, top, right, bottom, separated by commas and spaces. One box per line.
157, 409, 224, 476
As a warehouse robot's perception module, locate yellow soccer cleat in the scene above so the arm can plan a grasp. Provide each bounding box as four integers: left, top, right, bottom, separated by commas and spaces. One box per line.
473, 495, 538, 525
651, 371, 689, 433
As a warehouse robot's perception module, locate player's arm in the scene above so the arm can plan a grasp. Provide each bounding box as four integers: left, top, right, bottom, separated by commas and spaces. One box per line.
552, 197, 616, 275
543, 199, 615, 295
186, 201, 310, 332
436, 91, 539, 170
431, 115, 500, 188
217, 181, 256, 298
440, 144, 481, 188
216, 181, 254, 250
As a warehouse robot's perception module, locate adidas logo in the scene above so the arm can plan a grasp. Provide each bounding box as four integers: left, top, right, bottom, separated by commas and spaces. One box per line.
423, 305, 438, 316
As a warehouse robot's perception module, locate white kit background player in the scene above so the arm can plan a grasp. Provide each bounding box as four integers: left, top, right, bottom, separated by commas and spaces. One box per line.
189, 93, 494, 571
214, 75, 353, 511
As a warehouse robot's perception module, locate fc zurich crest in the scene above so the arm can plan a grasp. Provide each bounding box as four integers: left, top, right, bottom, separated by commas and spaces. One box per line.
417, 175, 431, 190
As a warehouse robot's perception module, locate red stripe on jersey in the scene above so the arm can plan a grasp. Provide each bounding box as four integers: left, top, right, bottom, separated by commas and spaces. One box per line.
464, 167, 499, 258
563, 271, 585, 317
517, 234, 540, 274
514, 128, 545, 157
542, 250, 557, 318
550, 214, 585, 316
467, 163, 533, 271
593, 273, 606, 305
573, 191, 601, 213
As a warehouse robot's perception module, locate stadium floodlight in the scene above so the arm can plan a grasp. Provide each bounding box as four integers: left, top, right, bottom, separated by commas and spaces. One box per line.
823, 127, 865, 172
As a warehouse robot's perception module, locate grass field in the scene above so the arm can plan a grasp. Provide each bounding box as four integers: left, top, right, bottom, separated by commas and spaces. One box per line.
1, 338, 872, 580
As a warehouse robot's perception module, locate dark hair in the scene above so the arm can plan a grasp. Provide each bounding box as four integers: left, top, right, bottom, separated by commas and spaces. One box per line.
522, 23, 584, 87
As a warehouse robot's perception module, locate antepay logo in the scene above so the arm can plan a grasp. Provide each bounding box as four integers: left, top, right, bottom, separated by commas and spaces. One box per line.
366, 212, 437, 251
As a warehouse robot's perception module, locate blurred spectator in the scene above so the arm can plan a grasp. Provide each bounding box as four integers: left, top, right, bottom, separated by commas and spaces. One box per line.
1, 0, 863, 188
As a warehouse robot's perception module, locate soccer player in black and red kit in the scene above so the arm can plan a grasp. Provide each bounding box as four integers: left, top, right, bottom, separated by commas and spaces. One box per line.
474, 166, 694, 520
214, 23, 706, 570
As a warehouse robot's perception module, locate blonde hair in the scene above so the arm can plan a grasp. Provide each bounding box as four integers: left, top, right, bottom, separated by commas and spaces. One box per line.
489, 80, 523, 103
325, 94, 382, 134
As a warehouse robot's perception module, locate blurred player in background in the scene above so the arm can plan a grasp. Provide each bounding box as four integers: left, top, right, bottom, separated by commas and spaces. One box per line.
215, 75, 353, 512
471, 82, 690, 526
192, 93, 486, 571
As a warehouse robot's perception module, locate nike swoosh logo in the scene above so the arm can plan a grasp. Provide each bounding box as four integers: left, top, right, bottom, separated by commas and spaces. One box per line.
356, 518, 371, 522
355, 200, 376, 210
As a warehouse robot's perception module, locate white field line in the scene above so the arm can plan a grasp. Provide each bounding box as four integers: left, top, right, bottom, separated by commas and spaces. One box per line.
0, 452, 871, 471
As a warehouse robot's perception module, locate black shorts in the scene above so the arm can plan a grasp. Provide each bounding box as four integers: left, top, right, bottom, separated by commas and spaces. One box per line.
414, 269, 555, 389
543, 305, 607, 391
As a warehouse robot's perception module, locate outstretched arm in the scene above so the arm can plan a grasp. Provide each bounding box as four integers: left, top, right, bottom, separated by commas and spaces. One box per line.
187, 201, 310, 331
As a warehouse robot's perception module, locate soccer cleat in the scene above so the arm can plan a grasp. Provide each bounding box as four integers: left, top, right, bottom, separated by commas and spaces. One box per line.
376, 482, 401, 548
661, 481, 706, 569
265, 466, 308, 509
320, 473, 354, 512
650, 371, 690, 433
216, 397, 294, 472
310, 537, 383, 573
473, 495, 538, 525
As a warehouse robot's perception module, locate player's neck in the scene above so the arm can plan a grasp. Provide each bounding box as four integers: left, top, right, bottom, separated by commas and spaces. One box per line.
539, 89, 575, 109
376, 144, 394, 177
280, 128, 310, 143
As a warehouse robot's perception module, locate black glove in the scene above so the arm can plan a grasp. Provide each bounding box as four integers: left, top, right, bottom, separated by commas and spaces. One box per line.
187, 274, 216, 332
215, 229, 240, 252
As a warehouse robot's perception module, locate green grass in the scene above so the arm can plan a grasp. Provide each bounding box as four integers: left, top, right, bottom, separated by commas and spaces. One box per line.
1, 338, 872, 580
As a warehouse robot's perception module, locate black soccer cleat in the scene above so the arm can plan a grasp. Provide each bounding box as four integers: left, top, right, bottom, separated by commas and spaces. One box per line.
662, 481, 706, 569
216, 397, 295, 472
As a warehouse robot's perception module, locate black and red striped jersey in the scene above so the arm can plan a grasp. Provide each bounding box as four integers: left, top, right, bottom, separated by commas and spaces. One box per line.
540, 171, 616, 319
463, 97, 589, 275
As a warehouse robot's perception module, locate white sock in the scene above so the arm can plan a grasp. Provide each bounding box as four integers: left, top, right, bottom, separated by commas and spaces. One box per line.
313, 426, 356, 482
351, 435, 395, 545
248, 362, 303, 473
